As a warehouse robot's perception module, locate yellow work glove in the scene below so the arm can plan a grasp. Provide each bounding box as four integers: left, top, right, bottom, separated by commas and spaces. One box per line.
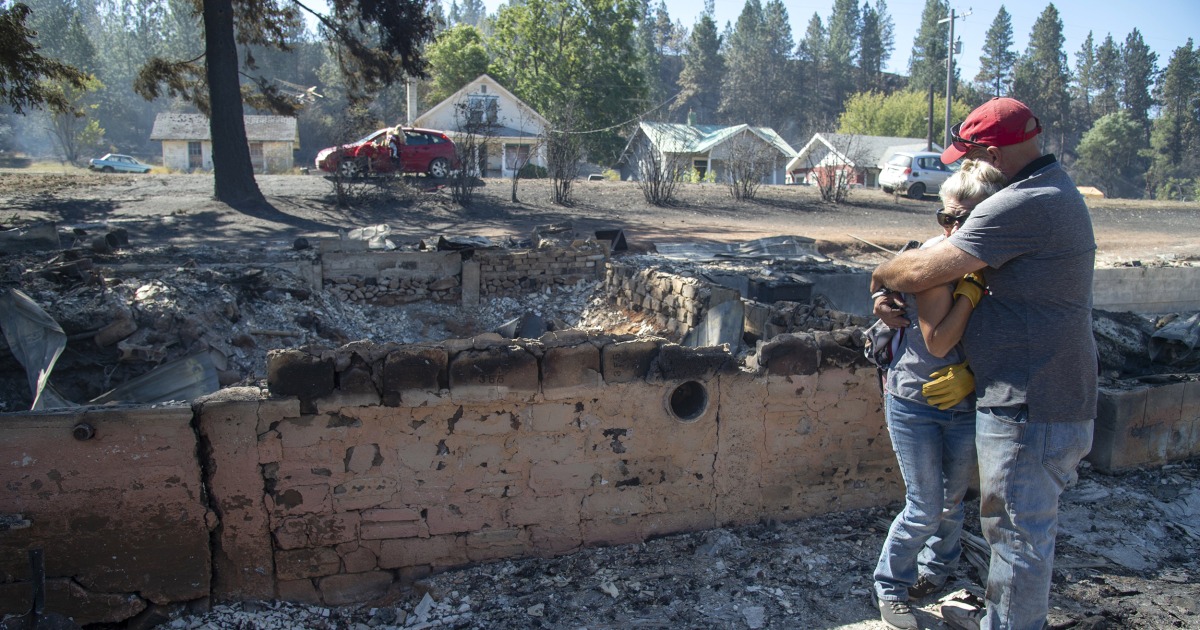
953, 273, 987, 308
922, 361, 975, 410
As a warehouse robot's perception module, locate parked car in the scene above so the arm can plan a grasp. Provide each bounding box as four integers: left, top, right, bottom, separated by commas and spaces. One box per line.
89, 153, 152, 174
879, 151, 957, 199
315, 127, 458, 178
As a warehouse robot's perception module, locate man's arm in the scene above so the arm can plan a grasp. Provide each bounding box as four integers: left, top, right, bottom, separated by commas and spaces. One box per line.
871, 240, 987, 294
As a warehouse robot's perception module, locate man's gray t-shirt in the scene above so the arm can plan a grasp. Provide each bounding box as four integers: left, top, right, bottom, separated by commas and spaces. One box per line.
947, 160, 1097, 423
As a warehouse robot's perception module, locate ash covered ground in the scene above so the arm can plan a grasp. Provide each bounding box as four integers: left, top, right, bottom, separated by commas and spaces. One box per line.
3, 172, 1199, 629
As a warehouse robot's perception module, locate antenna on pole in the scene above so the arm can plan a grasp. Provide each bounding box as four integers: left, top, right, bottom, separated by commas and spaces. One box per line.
938, 8, 972, 150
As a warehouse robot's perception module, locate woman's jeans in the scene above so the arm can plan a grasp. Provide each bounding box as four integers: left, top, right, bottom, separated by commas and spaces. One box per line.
874, 393, 977, 602
976, 406, 1093, 630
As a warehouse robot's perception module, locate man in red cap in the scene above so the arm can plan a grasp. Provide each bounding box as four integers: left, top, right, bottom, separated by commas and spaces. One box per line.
870, 97, 1097, 630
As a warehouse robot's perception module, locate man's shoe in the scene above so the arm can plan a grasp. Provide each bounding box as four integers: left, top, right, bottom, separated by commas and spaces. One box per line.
941, 602, 984, 630
908, 575, 945, 599
871, 589, 918, 630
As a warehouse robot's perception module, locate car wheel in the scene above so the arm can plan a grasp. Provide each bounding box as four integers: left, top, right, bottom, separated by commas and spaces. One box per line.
338, 158, 365, 179
428, 158, 450, 179
906, 183, 926, 199
881, 186, 893, 194
102, 166, 114, 173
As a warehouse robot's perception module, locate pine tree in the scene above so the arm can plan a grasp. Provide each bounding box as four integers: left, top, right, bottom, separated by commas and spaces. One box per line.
975, 5, 1015, 97
797, 12, 831, 124
1093, 34, 1122, 116
1011, 4, 1071, 156
1072, 32, 1097, 126
908, 0, 949, 94
1122, 29, 1158, 137
1147, 39, 1200, 199
825, 0, 860, 106
720, 0, 793, 129
674, 6, 723, 123
858, 1, 894, 93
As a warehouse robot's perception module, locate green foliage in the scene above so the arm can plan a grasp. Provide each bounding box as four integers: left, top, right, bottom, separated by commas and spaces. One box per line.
1075, 110, 1146, 198
518, 163, 547, 178
1092, 34, 1122, 116
489, 0, 645, 165
687, 166, 715, 183
43, 73, 105, 163
719, 0, 795, 133
0, 1, 90, 113
424, 25, 490, 106
673, 8, 723, 122
908, 0, 949, 93
975, 6, 1015, 97
837, 89, 970, 139
1147, 39, 1200, 200
1121, 29, 1158, 134
1011, 4, 1071, 156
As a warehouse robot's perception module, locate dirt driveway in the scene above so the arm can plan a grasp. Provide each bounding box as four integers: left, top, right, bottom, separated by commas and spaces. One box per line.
3, 170, 1198, 267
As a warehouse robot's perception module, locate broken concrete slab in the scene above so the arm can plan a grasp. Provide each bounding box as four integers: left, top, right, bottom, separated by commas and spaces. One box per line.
448, 346, 539, 402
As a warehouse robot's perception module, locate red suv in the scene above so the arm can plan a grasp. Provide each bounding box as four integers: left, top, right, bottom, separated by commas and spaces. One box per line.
315, 127, 458, 178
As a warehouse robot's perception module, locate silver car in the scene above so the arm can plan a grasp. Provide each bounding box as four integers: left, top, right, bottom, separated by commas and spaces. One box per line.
879, 151, 956, 199
89, 153, 152, 174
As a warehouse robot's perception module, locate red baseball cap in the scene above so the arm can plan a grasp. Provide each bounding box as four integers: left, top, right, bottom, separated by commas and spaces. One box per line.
941, 97, 1042, 164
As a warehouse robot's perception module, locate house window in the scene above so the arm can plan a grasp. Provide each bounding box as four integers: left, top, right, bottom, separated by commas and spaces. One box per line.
693, 159, 707, 179
188, 141, 202, 169
467, 94, 498, 124
504, 144, 530, 170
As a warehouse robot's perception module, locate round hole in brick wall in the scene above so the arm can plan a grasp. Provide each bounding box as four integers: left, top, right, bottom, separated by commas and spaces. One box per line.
666, 380, 708, 422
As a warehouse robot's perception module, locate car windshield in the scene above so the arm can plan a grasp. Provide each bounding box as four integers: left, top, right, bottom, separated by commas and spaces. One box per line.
354, 130, 386, 145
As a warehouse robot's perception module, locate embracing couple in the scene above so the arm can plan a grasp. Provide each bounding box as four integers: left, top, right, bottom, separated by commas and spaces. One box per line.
869, 97, 1098, 630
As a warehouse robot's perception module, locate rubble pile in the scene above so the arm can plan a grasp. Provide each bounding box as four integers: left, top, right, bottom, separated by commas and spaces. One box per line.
0, 245, 607, 411
326, 273, 461, 305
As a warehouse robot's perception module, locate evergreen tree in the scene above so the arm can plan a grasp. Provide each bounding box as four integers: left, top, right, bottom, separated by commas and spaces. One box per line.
1092, 34, 1122, 116
448, 0, 485, 28
908, 0, 949, 94
796, 12, 829, 122
673, 5, 723, 123
1147, 39, 1200, 199
719, 0, 794, 130
1072, 32, 1097, 126
975, 5, 1015, 97
825, 0, 859, 106
1011, 3, 1071, 156
0, 0, 89, 114
760, 0, 795, 133
858, 1, 888, 92
1121, 28, 1158, 137
635, 0, 681, 114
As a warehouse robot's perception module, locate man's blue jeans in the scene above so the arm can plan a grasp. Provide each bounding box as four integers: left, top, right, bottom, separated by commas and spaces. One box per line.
874, 394, 977, 602
976, 406, 1093, 630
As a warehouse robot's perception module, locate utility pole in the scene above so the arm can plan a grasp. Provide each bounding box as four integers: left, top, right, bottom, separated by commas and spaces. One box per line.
938, 8, 972, 149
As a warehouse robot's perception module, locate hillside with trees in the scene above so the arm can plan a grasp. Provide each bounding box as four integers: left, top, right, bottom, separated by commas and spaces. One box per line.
2, 0, 1197, 200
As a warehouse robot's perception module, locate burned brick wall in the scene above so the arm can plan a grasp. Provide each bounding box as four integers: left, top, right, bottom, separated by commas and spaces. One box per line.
602, 262, 873, 342
3, 332, 1196, 625
475, 241, 608, 298
317, 243, 607, 306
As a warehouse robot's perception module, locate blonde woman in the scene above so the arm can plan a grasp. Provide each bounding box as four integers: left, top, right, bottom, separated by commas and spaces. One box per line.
871, 160, 1007, 630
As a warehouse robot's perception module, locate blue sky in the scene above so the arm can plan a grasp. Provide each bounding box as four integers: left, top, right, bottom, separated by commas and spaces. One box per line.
478, 0, 1198, 82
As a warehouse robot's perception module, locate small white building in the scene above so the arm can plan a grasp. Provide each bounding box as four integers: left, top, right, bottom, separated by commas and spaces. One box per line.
787, 133, 940, 187
414, 74, 549, 178
617, 122, 797, 185
150, 113, 298, 173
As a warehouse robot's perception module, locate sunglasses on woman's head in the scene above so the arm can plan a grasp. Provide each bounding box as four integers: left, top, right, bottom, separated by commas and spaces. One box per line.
937, 210, 970, 228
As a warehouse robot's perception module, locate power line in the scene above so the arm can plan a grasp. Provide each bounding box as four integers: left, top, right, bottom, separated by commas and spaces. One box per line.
546, 90, 684, 135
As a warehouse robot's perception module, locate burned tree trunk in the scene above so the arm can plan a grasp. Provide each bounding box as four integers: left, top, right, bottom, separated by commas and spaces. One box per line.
203, 0, 264, 205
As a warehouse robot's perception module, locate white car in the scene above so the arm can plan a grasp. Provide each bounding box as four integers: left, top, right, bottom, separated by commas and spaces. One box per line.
879, 151, 957, 199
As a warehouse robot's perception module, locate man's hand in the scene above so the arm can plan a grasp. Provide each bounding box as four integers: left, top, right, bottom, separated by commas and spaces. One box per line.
922, 361, 974, 410
873, 291, 909, 328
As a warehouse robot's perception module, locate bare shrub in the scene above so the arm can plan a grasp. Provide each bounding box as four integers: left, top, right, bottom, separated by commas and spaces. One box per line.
545, 109, 583, 205
725, 134, 776, 201
810, 134, 867, 204
631, 126, 688, 206
448, 99, 499, 205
